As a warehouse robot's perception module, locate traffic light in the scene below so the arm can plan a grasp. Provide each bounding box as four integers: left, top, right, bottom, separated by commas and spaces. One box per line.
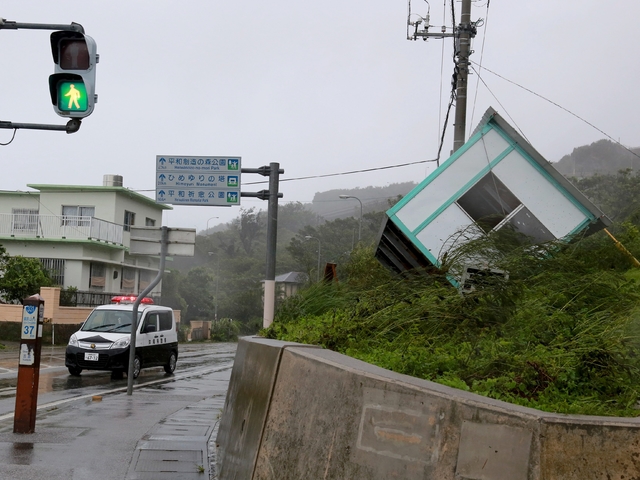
48, 31, 98, 118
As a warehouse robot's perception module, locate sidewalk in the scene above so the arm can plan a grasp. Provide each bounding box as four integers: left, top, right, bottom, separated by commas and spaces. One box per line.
0, 365, 231, 480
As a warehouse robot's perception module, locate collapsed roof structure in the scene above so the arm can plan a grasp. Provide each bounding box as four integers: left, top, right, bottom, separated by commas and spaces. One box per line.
375, 108, 612, 280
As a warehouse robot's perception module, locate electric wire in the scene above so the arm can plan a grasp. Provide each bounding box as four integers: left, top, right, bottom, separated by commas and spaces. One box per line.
469, 63, 530, 144
469, 0, 491, 130
437, 0, 447, 150
0, 129, 17, 146
471, 61, 640, 160
243, 157, 440, 185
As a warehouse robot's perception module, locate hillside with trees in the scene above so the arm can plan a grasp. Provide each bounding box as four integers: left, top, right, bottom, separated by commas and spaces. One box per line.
554, 139, 640, 178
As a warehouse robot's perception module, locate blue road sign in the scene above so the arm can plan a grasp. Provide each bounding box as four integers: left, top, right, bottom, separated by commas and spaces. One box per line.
156, 155, 242, 206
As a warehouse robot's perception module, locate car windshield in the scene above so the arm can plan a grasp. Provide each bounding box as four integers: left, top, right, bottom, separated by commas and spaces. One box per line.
81, 309, 142, 333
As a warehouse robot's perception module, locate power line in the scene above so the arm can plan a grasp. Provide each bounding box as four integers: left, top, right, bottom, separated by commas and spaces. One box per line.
470, 64, 530, 144
472, 61, 640, 160
242, 158, 440, 185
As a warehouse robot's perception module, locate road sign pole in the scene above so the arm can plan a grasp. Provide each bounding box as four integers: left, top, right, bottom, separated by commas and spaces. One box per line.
14, 295, 45, 433
263, 163, 281, 328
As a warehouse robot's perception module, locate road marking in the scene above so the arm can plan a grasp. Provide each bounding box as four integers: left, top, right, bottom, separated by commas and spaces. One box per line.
0, 363, 233, 422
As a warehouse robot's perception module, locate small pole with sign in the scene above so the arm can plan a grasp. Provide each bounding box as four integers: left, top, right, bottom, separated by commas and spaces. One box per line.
13, 294, 45, 433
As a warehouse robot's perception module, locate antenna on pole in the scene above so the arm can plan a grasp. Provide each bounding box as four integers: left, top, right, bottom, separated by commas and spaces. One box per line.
407, 0, 480, 154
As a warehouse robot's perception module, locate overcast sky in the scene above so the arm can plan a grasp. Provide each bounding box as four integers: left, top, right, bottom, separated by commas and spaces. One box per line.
1, 1, 638, 232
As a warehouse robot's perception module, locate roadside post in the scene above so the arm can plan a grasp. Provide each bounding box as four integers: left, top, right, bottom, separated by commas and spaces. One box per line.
13, 294, 45, 433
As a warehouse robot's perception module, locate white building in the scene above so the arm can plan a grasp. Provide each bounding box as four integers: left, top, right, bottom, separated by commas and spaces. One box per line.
0, 175, 171, 300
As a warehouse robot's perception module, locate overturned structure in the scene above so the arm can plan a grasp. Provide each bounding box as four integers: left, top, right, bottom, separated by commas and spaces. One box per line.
375, 108, 612, 278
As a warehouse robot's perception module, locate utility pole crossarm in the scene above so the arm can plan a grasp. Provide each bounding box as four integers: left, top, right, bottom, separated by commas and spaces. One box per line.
407, 0, 478, 154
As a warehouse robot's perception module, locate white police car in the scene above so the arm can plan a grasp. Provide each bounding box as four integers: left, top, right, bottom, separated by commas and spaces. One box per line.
65, 303, 178, 379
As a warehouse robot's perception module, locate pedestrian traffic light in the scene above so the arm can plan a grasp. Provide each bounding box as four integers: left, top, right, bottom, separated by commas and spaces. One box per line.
48, 31, 98, 118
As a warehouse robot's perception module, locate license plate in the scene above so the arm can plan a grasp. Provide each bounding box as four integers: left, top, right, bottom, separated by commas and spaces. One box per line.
84, 352, 99, 361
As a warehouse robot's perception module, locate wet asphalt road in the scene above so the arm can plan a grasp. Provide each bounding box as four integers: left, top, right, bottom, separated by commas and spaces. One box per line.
0, 342, 237, 418
0, 341, 237, 479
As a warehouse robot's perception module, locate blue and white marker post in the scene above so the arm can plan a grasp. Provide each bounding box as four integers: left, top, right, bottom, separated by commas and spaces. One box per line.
14, 294, 45, 433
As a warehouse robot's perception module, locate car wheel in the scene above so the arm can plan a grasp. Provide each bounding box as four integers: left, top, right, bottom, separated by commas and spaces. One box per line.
132, 356, 141, 379
164, 352, 177, 374
68, 366, 82, 376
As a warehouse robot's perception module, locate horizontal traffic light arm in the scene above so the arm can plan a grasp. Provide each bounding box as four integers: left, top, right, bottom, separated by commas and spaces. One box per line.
0, 19, 84, 33
0, 119, 82, 134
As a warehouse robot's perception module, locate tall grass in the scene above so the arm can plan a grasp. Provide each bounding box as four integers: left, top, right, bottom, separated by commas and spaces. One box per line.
265, 229, 640, 416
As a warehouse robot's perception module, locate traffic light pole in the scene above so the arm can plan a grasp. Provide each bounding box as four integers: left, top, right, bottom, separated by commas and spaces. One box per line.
0, 19, 88, 134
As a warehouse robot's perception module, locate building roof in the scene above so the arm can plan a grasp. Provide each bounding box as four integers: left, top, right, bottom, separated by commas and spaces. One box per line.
26, 184, 172, 211
275, 272, 308, 283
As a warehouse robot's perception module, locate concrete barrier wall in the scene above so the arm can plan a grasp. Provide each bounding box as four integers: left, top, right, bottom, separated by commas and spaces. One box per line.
217, 337, 640, 480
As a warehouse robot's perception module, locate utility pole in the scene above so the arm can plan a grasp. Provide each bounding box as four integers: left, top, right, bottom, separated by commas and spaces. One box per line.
407, 0, 477, 154
452, 0, 472, 153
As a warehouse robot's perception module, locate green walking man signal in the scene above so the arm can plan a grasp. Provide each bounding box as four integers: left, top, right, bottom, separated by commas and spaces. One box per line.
59, 82, 87, 111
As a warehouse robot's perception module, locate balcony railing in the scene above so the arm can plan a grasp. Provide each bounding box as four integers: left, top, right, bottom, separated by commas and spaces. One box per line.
0, 214, 124, 245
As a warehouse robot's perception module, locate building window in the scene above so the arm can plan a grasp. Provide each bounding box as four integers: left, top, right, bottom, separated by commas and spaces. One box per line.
12, 208, 38, 233
456, 172, 520, 233
121, 267, 136, 292
40, 258, 65, 286
456, 171, 554, 243
159, 311, 173, 331
139, 270, 154, 292
145, 217, 156, 227
89, 262, 106, 290
62, 205, 95, 227
124, 210, 135, 232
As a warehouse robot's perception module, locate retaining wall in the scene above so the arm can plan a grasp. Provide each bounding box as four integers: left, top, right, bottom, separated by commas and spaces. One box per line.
216, 336, 640, 480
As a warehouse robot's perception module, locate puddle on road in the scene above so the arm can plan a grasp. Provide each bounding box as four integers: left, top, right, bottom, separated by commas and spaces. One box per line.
10, 442, 34, 465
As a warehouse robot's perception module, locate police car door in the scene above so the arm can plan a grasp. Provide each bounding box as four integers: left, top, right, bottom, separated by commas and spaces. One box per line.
138, 311, 160, 365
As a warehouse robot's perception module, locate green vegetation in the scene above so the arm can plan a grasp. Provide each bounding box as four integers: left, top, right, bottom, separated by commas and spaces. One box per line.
0, 246, 53, 303
264, 226, 640, 417
211, 318, 243, 342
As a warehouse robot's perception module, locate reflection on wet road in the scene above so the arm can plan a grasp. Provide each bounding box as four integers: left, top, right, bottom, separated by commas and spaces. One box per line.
0, 342, 236, 417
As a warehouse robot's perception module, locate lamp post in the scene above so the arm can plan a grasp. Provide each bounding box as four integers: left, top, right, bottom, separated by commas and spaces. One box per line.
304, 236, 321, 282
206, 216, 219, 233
208, 252, 219, 321
339, 195, 362, 242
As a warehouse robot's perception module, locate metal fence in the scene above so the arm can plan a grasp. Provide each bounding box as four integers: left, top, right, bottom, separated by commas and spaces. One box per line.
60, 290, 163, 307
0, 214, 123, 245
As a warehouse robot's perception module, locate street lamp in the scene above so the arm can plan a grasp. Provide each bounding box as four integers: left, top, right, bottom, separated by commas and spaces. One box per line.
339, 195, 362, 242
206, 216, 219, 233
304, 236, 321, 282
208, 252, 220, 321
